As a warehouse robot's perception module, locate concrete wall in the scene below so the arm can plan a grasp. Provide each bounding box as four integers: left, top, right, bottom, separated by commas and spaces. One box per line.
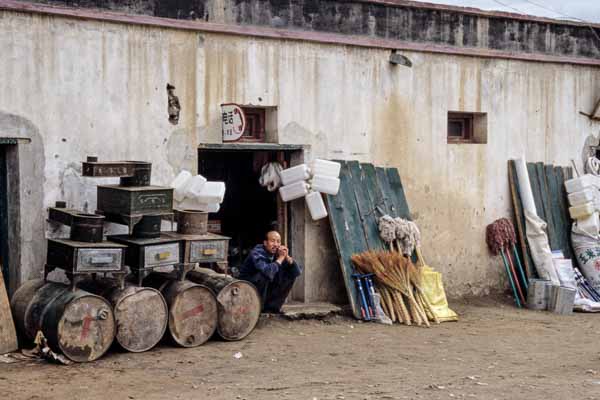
1, 10, 599, 299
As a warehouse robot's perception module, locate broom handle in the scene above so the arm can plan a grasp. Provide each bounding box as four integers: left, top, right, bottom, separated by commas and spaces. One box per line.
504, 248, 526, 305
511, 244, 528, 290
501, 251, 522, 308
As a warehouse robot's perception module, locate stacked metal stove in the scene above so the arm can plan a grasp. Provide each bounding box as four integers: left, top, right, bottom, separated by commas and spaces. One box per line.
11, 157, 258, 364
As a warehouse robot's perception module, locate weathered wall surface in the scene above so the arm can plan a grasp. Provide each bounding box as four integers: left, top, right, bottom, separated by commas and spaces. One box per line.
1, 10, 600, 299
21, 0, 600, 60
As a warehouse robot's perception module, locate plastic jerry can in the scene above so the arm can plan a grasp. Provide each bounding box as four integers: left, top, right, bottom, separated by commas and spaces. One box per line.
177, 198, 221, 213
569, 202, 595, 219
280, 164, 310, 186
310, 174, 340, 195
576, 212, 600, 235
305, 191, 328, 220
565, 174, 600, 193
184, 175, 208, 199
568, 188, 597, 206
311, 159, 341, 178
279, 181, 309, 202
197, 182, 226, 204
171, 170, 193, 202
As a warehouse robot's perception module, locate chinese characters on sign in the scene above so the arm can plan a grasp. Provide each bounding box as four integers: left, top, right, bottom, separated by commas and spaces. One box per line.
221, 104, 246, 142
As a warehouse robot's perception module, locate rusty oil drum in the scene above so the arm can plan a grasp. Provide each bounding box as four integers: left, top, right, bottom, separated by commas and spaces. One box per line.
101, 283, 168, 353
145, 275, 218, 347
11, 280, 115, 362
187, 268, 261, 341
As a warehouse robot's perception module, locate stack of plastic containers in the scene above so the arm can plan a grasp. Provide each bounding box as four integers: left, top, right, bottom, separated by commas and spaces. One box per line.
564, 174, 600, 234
278, 159, 341, 221
170, 171, 226, 213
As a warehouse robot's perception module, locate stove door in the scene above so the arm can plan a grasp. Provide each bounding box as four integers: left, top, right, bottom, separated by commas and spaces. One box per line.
76, 249, 123, 272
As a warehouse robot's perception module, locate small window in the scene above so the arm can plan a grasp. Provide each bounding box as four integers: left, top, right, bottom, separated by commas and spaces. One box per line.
240, 107, 265, 142
447, 112, 487, 144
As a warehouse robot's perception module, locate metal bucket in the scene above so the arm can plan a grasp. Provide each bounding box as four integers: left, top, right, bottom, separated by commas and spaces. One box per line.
176, 210, 208, 235
120, 161, 151, 187
526, 279, 550, 310
70, 213, 104, 243
132, 214, 162, 239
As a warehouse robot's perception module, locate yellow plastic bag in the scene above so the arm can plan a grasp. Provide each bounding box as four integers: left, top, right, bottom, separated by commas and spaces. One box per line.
417, 250, 458, 322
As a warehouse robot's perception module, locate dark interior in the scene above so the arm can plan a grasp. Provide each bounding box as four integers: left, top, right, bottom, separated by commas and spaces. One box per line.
0, 146, 8, 288
198, 149, 290, 269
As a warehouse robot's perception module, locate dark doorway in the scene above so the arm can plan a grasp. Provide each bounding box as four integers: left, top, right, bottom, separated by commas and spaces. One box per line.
198, 145, 303, 271
0, 145, 9, 289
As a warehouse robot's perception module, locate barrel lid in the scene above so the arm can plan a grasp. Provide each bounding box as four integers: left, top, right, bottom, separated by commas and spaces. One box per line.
57, 294, 115, 362
113, 287, 168, 352
168, 284, 217, 347
216, 281, 261, 341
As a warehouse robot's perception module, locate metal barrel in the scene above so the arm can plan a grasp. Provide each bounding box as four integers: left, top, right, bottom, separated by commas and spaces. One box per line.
176, 210, 208, 235
132, 214, 162, 239
42, 288, 116, 362
526, 279, 550, 310
11, 280, 116, 362
187, 268, 261, 341
79, 279, 169, 353
10, 279, 47, 340
145, 274, 218, 347
119, 161, 151, 187
70, 213, 104, 243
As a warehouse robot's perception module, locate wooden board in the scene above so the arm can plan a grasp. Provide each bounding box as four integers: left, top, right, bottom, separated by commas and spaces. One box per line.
326, 161, 413, 319
507, 160, 535, 278
0, 269, 17, 354
554, 167, 573, 259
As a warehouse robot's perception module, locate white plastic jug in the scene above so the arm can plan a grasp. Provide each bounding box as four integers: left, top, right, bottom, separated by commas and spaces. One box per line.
576, 212, 600, 236
565, 174, 600, 193
310, 174, 340, 195
311, 159, 341, 178
305, 191, 328, 220
568, 188, 598, 206
171, 170, 193, 202
280, 164, 310, 186
184, 175, 208, 199
279, 181, 309, 202
569, 202, 595, 219
177, 198, 221, 213
196, 182, 226, 204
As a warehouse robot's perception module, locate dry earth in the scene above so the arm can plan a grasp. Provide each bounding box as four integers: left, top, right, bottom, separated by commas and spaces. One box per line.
2, 297, 600, 400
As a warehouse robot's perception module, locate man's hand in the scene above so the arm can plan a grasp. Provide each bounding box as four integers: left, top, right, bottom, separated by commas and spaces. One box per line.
279, 246, 293, 264
276, 246, 287, 264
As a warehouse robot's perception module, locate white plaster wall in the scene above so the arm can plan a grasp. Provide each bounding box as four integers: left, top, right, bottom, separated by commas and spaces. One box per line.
2, 11, 600, 298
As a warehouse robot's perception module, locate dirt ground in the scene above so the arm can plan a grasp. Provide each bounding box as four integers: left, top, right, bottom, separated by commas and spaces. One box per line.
2, 297, 600, 400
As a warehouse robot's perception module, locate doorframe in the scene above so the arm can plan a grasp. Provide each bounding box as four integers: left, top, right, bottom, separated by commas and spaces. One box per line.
198, 142, 309, 302
0, 145, 8, 289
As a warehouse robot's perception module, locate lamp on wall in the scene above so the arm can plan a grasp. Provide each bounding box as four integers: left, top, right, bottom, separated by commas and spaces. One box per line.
389, 50, 412, 67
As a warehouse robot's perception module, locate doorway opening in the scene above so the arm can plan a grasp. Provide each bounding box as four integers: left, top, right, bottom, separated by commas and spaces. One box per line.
197, 144, 305, 277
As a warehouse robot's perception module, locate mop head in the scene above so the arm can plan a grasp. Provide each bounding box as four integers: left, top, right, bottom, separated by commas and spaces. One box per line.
378, 215, 421, 256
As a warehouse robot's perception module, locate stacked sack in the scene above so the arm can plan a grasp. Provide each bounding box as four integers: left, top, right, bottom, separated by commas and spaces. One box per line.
565, 174, 600, 292
278, 159, 341, 220
170, 170, 226, 213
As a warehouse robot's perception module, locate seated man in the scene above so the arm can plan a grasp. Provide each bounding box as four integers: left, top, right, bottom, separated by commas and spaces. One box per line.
238, 230, 302, 313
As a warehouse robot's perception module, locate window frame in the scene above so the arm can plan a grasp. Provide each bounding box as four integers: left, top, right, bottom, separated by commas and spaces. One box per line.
239, 107, 266, 142
447, 112, 475, 143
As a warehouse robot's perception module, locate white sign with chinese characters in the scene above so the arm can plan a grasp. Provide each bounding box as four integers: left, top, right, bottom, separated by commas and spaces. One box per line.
221, 104, 246, 142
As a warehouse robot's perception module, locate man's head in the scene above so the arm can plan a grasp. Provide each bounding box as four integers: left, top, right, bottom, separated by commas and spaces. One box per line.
263, 230, 281, 254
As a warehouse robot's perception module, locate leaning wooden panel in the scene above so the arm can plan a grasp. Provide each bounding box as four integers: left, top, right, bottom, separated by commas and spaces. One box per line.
385, 168, 412, 220
187, 268, 261, 341
535, 162, 558, 250
325, 161, 369, 319
374, 167, 394, 217
507, 161, 534, 278
555, 167, 574, 259
545, 165, 569, 257
349, 161, 385, 251
0, 270, 18, 354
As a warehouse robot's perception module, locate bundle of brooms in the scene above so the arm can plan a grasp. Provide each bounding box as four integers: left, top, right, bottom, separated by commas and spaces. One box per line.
351, 250, 439, 326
